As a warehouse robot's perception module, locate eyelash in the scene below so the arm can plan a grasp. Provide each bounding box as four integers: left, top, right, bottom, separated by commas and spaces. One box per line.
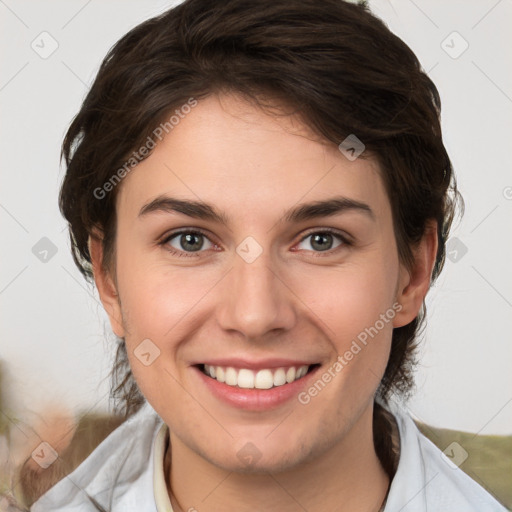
158, 227, 352, 258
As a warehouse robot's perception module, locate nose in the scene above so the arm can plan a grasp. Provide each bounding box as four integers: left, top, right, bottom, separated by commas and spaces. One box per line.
216, 249, 297, 341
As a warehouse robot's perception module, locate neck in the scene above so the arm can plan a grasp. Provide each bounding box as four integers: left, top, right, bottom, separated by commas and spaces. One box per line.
165, 401, 391, 512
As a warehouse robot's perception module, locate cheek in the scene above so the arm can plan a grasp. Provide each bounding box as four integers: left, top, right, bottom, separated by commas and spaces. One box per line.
290, 259, 399, 401
288, 270, 397, 433
294, 258, 398, 340
114, 240, 203, 338
115, 254, 228, 401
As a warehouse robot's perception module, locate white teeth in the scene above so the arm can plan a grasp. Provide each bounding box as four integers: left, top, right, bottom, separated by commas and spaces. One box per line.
238, 369, 255, 389
273, 368, 286, 386
225, 367, 237, 386
255, 369, 274, 389
203, 364, 311, 389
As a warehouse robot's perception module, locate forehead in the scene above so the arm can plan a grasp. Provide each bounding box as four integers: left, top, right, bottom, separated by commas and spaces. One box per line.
116, 93, 389, 223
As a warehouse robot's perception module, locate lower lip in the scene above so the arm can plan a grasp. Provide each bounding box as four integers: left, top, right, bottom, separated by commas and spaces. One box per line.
194, 365, 320, 411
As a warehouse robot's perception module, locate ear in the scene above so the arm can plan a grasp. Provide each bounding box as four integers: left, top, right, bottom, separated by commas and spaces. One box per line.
393, 220, 438, 328
88, 234, 125, 338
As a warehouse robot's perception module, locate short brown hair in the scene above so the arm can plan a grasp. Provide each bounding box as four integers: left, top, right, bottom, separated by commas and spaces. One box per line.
59, 0, 461, 419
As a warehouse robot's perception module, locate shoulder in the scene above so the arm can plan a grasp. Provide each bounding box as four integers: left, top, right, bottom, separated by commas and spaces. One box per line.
383, 400, 508, 512
29, 401, 163, 512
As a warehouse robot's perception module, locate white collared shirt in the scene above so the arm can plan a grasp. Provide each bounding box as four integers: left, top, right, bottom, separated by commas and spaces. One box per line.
30, 400, 507, 511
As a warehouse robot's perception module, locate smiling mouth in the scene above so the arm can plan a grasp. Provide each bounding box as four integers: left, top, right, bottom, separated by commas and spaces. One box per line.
199, 364, 319, 390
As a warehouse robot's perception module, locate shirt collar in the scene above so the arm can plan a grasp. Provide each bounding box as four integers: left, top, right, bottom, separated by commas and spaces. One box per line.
153, 422, 174, 512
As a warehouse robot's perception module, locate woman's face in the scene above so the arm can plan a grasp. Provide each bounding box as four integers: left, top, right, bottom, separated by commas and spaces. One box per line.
95, 93, 419, 473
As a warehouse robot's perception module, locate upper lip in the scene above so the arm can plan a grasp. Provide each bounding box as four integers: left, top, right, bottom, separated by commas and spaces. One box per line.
194, 358, 319, 370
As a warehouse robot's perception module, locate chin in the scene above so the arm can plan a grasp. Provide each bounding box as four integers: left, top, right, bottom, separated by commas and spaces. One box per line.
199, 435, 319, 475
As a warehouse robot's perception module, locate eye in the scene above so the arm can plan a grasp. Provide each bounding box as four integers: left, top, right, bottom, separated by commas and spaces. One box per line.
295, 229, 349, 254
161, 229, 215, 257
159, 227, 351, 258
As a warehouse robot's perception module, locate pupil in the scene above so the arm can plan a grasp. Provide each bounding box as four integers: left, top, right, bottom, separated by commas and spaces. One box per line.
182, 233, 203, 251
311, 233, 332, 251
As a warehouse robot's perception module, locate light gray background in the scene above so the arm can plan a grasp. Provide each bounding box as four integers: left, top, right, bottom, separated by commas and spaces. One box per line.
1, 0, 511, 434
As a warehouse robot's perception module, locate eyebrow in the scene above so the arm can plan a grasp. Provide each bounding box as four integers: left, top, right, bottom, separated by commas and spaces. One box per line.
138, 195, 375, 224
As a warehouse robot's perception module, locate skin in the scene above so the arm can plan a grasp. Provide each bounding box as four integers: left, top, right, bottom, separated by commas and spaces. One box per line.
90, 93, 437, 511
